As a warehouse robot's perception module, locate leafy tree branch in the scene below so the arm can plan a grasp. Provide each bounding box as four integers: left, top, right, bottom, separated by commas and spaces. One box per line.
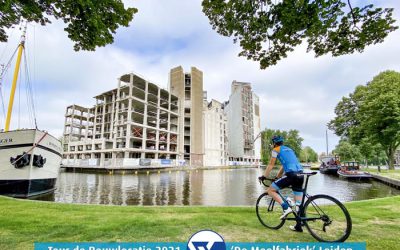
202, 0, 398, 69
0, 0, 137, 51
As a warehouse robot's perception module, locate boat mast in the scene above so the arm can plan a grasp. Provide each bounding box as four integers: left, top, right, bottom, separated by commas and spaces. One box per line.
4, 24, 27, 132
326, 129, 329, 155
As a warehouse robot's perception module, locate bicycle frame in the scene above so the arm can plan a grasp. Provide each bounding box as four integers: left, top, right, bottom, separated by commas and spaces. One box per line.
262, 172, 321, 223
258, 171, 352, 242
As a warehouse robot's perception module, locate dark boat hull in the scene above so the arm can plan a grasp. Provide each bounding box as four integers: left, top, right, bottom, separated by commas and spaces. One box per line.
338, 171, 372, 181
1, 129, 61, 198
0, 178, 56, 198
319, 167, 339, 175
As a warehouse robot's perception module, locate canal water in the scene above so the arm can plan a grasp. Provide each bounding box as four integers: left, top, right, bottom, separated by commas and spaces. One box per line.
33, 168, 400, 206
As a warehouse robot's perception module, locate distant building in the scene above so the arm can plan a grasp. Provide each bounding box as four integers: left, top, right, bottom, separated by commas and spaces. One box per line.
395, 150, 400, 166
252, 93, 262, 161
203, 99, 228, 166
169, 66, 204, 166
224, 81, 261, 164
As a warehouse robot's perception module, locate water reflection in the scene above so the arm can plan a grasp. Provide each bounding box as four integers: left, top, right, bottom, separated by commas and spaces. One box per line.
33, 168, 400, 206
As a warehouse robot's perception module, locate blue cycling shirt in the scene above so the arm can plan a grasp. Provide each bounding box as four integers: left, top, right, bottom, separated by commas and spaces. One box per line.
271, 145, 303, 173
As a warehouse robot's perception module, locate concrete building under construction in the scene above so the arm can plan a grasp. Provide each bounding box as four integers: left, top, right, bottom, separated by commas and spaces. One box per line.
169, 66, 204, 166
63, 73, 180, 168
62, 68, 261, 169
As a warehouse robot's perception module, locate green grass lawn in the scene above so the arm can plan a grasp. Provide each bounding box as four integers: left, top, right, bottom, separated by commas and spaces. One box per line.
1, 195, 399, 250
364, 169, 400, 181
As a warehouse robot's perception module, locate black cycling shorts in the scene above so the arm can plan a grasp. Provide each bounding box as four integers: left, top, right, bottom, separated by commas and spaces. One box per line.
271, 172, 304, 192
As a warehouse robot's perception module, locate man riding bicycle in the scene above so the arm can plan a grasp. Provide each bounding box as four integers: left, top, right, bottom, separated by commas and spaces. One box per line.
259, 135, 304, 232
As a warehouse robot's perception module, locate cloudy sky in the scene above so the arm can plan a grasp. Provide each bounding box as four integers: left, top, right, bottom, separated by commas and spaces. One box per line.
0, 0, 399, 154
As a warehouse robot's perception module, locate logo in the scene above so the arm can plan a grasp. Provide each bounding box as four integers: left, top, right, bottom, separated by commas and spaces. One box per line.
187, 230, 226, 250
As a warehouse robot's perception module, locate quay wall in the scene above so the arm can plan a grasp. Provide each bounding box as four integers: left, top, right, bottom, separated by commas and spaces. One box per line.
371, 173, 400, 189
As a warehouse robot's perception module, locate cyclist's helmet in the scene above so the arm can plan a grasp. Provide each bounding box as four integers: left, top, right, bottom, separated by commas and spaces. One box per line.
271, 135, 284, 144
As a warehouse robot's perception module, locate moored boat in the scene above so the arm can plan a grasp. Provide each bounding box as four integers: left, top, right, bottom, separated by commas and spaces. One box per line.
310, 163, 320, 170
0, 24, 62, 197
319, 155, 340, 175
338, 161, 372, 181
0, 129, 62, 197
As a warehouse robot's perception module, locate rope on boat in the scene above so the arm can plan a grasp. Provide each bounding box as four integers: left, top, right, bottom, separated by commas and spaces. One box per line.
23, 48, 37, 129
0, 46, 19, 124
10, 131, 48, 166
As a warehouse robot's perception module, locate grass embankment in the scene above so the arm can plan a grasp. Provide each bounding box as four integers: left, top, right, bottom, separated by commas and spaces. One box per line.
1, 196, 399, 250
365, 169, 400, 181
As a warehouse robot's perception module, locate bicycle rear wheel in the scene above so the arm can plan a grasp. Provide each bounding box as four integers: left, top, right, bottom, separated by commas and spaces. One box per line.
256, 193, 285, 229
303, 194, 352, 242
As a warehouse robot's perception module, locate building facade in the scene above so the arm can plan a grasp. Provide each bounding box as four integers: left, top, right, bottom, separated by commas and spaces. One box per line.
63, 73, 180, 168
203, 99, 228, 166
225, 81, 261, 164
252, 92, 262, 162
62, 69, 261, 168
169, 66, 204, 166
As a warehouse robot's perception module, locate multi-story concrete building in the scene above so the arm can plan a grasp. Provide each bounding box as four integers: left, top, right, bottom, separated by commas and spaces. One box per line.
169, 66, 204, 166
63, 73, 180, 168
225, 81, 261, 164
203, 99, 228, 166
252, 92, 261, 161
62, 69, 261, 168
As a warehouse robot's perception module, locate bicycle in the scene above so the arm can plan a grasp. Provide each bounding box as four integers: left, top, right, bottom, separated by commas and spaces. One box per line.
256, 171, 352, 242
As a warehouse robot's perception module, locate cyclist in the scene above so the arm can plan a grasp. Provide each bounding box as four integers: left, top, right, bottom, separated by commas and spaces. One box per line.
259, 135, 304, 232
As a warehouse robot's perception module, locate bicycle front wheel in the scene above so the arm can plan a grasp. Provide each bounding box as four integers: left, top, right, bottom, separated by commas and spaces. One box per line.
303, 194, 352, 242
256, 193, 285, 229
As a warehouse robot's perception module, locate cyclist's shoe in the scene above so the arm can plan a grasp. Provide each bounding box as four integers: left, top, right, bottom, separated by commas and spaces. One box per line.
280, 207, 293, 220
289, 225, 303, 233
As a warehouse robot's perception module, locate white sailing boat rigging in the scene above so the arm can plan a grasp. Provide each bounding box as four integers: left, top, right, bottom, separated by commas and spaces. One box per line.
0, 24, 62, 198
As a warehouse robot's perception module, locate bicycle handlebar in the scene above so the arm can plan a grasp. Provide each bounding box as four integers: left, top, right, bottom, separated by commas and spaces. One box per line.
258, 177, 276, 187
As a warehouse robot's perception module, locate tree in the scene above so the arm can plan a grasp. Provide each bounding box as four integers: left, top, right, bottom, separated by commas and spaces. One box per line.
0, 1, 137, 51
285, 129, 303, 157
261, 128, 303, 164
202, 0, 397, 69
358, 137, 384, 167
329, 71, 400, 169
332, 138, 386, 166
332, 139, 362, 162
300, 146, 318, 163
